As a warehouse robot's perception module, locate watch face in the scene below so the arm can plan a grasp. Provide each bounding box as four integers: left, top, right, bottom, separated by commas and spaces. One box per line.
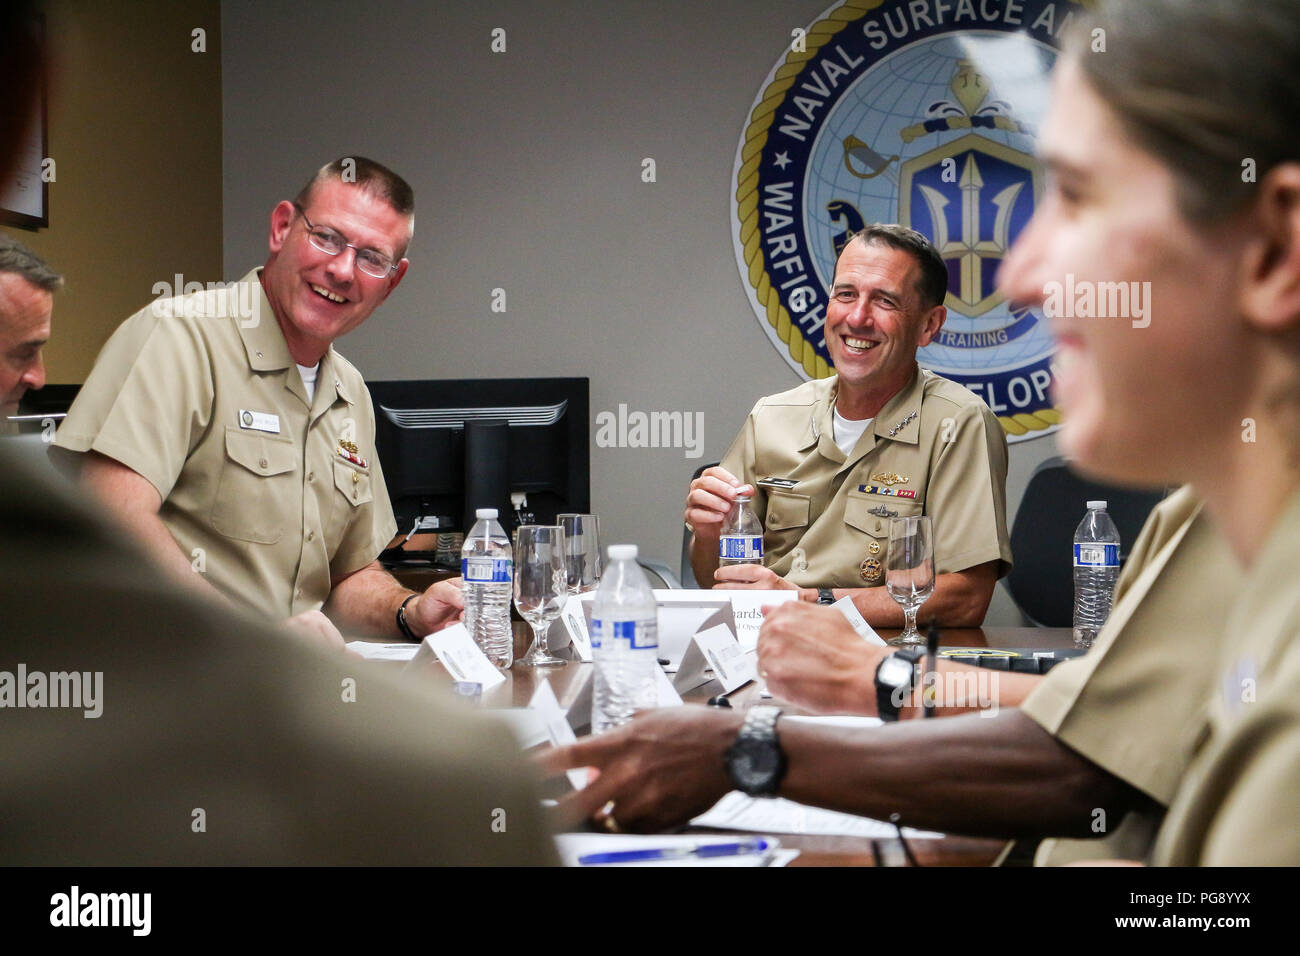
733, 738, 779, 787
878, 656, 913, 688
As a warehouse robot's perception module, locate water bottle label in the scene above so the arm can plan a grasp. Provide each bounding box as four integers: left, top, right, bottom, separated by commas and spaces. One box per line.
1073, 543, 1119, 568
720, 535, 763, 560
461, 557, 512, 583
590, 618, 659, 650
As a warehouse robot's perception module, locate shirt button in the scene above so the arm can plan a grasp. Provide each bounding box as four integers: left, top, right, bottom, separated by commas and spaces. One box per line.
769, 512, 780, 524
307, 530, 315, 541
259, 457, 268, 469
308, 471, 315, 482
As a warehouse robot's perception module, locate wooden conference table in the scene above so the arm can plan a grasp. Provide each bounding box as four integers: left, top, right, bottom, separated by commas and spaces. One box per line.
384, 614, 1077, 867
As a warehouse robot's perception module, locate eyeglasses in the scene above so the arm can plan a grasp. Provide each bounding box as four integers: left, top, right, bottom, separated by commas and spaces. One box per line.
293, 203, 399, 279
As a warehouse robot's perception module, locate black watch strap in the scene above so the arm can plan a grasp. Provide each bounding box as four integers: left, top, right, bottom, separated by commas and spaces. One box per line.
396, 594, 419, 641
875, 647, 925, 722
817, 588, 835, 605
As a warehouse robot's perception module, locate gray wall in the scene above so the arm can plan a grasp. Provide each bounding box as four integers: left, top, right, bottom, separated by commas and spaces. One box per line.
222, 0, 1057, 625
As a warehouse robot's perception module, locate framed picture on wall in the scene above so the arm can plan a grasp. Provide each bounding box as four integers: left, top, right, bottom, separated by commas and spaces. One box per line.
1, 13, 48, 230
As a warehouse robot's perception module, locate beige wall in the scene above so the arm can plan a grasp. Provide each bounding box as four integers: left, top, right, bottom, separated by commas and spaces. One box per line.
2, 0, 222, 384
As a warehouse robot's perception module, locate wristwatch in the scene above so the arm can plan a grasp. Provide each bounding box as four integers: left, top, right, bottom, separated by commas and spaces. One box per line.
875, 647, 925, 722
396, 594, 419, 641
725, 705, 786, 796
816, 588, 835, 605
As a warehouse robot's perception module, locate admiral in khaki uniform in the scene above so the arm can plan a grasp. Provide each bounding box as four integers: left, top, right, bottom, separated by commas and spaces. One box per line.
55, 269, 391, 620
687, 224, 1011, 627
52, 158, 463, 644
717, 363, 1012, 591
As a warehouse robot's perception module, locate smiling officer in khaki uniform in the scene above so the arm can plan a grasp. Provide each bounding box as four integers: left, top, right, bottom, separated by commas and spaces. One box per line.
687, 224, 1012, 627
54, 158, 462, 645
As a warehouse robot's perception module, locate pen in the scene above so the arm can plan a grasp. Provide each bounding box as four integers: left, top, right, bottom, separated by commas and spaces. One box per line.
924, 620, 939, 718
577, 838, 771, 865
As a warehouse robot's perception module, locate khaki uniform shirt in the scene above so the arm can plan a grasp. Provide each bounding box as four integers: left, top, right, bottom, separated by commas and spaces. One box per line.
0, 440, 556, 865
1151, 489, 1300, 865
54, 268, 396, 619
1019, 487, 1241, 864
716, 365, 1012, 589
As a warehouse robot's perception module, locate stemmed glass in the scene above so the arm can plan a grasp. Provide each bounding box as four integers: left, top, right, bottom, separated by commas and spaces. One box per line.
885, 515, 935, 646
514, 525, 568, 667
557, 514, 601, 595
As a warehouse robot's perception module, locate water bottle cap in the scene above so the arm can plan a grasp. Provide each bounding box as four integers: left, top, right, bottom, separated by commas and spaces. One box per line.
1087, 500, 1108, 510
475, 508, 498, 519
734, 494, 751, 503
607, 544, 638, 561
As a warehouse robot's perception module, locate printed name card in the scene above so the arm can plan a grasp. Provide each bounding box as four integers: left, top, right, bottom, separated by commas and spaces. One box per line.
674, 623, 758, 694
528, 679, 588, 789
654, 663, 684, 707
557, 595, 593, 662
833, 596, 887, 646
728, 591, 801, 649
425, 623, 506, 689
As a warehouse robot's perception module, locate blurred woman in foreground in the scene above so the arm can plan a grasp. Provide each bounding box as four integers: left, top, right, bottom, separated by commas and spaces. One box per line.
997, 0, 1300, 864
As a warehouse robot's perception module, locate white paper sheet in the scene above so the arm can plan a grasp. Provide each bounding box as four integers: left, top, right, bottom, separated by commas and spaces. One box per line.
692, 792, 943, 839
832, 596, 887, 646
345, 641, 420, 661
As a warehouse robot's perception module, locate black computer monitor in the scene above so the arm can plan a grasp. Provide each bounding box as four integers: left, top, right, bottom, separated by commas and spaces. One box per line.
367, 377, 590, 551
15, 383, 80, 419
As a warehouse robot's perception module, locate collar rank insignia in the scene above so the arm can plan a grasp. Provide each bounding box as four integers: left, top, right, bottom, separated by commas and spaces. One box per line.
887, 411, 918, 437
870, 471, 908, 485
336, 439, 367, 469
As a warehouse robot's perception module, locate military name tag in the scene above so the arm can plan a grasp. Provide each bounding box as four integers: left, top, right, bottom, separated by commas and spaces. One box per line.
756, 476, 798, 490
238, 409, 280, 433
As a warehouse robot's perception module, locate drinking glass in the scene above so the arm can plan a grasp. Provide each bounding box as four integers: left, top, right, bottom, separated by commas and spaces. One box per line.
514, 525, 568, 667
885, 515, 935, 646
557, 514, 601, 595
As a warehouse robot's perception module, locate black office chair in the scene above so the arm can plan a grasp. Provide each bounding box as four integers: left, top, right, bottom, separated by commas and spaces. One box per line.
1003, 457, 1169, 627
680, 461, 720, 588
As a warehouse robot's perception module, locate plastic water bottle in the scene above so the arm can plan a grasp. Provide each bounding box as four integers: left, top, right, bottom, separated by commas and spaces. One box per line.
1072, 500, 1121, 647
591, 544, 659, 733
461, 507, 513, 668
719, 494, 764, 567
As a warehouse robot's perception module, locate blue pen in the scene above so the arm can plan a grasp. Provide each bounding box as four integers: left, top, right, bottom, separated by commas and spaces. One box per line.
578, 838, 770, 865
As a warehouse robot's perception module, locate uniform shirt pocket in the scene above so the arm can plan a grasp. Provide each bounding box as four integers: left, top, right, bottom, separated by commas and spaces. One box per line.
843, 491, 924, 538
333, 457, 374, 509
765, 490, 811, 532
211, 426, 298, 544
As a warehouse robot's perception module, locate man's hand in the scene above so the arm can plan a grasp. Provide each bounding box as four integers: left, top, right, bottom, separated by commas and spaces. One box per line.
536, 707, 743, 833
712, 563, 798, 591
284, 609, 351, 655
685, 466, 753, 541
404, 578, 465, 637
757, 602, 885, 715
